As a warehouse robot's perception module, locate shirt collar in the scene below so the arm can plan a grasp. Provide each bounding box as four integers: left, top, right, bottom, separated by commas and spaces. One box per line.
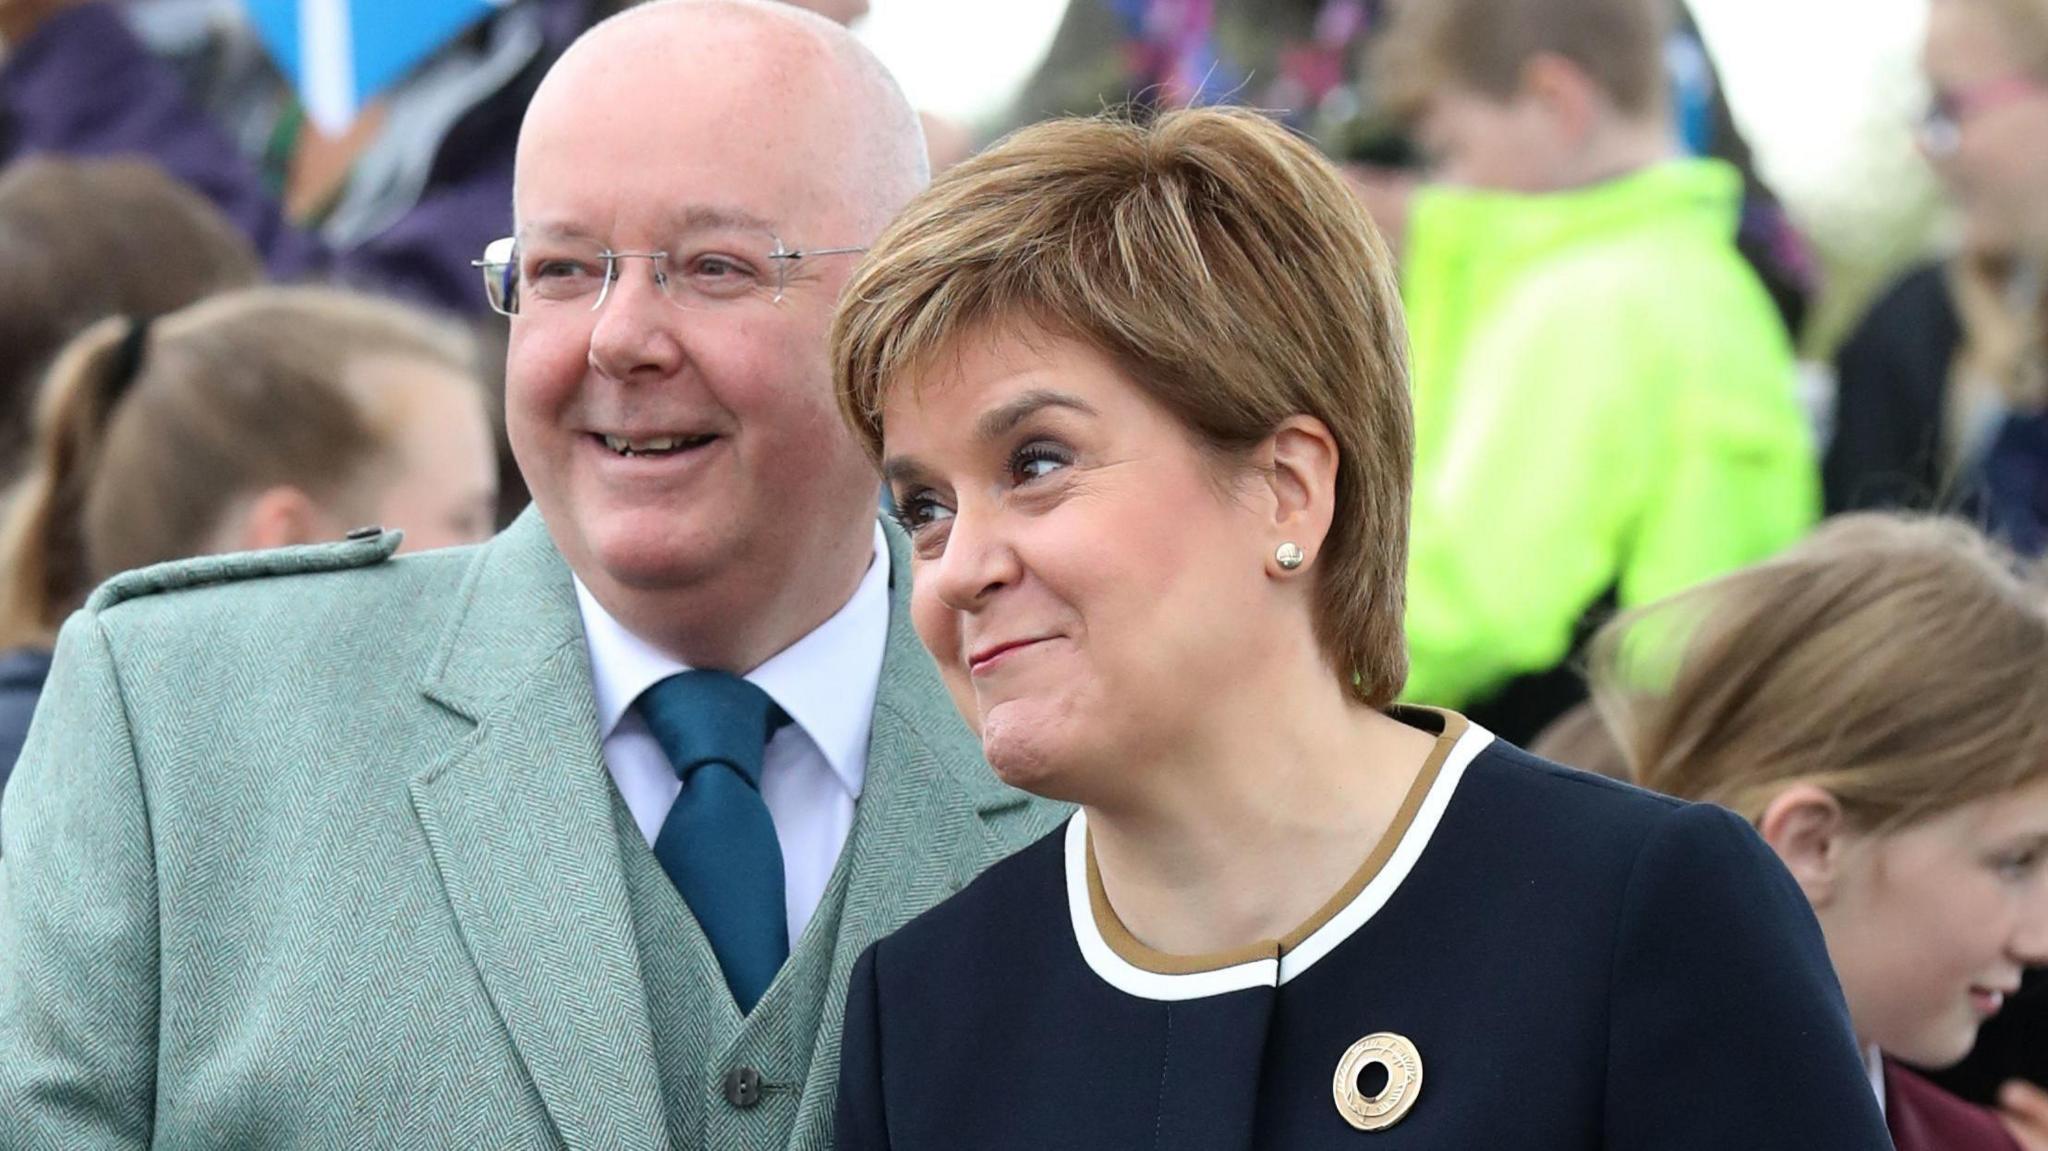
575, 522, 892, 799
1865, 1046, 1886, 1118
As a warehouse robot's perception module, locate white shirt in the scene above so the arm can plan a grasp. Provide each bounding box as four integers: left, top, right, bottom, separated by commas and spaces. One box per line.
574, 524, 891, 945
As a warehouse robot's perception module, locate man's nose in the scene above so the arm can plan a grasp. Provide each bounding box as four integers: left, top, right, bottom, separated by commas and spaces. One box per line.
587, 261, 685, 382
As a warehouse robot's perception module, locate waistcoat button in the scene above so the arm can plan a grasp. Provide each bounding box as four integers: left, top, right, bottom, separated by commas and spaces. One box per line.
723, 1066, 764, 1109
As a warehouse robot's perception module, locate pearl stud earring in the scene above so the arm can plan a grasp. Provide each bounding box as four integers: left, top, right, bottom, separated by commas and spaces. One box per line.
1276, 542, 1306, 571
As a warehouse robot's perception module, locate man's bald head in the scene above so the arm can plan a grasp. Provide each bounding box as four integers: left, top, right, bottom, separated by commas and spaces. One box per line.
504, 0, 929, 671
522, 0, 928, 236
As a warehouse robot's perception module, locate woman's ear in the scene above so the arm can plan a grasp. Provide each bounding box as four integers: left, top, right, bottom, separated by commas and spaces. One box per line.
1758, 784, 1853, 907
1259, 414, 1340, 571
230, 485, 337, 552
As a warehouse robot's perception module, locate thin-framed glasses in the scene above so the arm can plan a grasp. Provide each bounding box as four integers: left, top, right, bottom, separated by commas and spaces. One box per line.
471, 228, 866, 318
1919, 75, 2048, 156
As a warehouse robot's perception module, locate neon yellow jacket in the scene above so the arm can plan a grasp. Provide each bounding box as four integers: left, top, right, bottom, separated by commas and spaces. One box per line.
1400, 159, 1817, 711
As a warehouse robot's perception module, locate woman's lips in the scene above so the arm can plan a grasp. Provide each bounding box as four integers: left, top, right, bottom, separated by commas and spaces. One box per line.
967, 637, 1051, 676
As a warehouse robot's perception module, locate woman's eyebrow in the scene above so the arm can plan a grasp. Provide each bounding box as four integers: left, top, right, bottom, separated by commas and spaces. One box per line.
879, 390, 1098, 486
973, 389, 1097, 442
879, 455, 931, 488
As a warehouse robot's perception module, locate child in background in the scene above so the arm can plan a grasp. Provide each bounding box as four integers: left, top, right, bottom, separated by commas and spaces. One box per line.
0, 156, 261, 483
1591, 514, 2048, 1151
0, 286, 500, 796
1828, 0, 2048, 550
1373, 0, 1817, 744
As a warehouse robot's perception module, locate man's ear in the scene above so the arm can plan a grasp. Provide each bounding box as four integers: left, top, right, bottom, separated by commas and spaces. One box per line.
1257, 414, 1340, 570
231, 485, 334, 552
1758, 783, 1853, 907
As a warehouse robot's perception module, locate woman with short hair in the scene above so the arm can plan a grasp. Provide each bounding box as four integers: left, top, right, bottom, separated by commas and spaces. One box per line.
828, 105, 1889, 1148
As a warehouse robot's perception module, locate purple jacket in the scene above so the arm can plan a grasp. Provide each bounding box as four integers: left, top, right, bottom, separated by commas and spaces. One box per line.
0, 1, 581, 313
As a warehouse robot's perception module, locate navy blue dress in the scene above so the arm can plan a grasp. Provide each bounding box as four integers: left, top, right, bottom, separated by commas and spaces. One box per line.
837, 713, 1891, 1149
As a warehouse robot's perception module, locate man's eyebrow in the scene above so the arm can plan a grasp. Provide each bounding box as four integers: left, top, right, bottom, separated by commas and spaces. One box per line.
973, 389, 1097, 442
667, 205, 781, 234
517, 220, 602, 242
515, 207, 782, 243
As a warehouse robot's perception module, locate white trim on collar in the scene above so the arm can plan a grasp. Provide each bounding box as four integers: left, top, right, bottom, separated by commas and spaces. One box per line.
575, 521, 891, 799
1064, 721, 1495, 1002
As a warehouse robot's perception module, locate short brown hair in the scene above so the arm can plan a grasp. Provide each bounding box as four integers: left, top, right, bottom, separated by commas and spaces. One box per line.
834, 106, 1414, 704
1373, 0, 1672, 120
0, 286, 478, 647
1589, 513, 2048, 829
0, 157, 261, 481
1960, 0, 2048, 77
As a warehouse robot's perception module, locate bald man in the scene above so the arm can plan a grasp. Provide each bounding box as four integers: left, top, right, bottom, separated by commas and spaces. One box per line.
0, 3, 1060, 1147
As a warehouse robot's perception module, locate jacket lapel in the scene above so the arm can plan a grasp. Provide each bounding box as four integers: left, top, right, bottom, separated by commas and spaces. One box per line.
776, 521, 1048, 1147
832, 519, 1037, 970
406, 509, 668, 1151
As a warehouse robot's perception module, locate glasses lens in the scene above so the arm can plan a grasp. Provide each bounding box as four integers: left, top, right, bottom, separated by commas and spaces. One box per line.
488, 228, 824, 315
658, 228, 784, 309
477, 236, 519, 316
513, 236, 617, 311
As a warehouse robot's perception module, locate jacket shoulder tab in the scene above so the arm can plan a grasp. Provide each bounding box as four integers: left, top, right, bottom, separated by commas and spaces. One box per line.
85, 528, 404, 612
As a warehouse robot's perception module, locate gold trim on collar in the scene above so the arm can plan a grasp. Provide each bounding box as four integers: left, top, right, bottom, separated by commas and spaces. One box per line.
1084, 709, 1470, 977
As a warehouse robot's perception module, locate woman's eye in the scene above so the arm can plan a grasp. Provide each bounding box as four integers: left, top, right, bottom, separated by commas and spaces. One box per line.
892, 490, 954, 533
1011, 442, 1072, 484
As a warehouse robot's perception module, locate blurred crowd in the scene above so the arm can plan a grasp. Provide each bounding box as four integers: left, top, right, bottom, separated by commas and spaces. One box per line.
0, 0, 2045, 1144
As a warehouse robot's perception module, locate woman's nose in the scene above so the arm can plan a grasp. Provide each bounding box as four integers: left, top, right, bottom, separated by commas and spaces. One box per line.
928, 507, 1021, 612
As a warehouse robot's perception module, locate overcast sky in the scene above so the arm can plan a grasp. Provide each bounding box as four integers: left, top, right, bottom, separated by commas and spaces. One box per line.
856, 0, 1071, 126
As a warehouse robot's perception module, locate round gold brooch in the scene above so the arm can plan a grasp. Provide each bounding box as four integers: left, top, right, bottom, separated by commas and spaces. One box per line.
1332, 1032, 1423, 1132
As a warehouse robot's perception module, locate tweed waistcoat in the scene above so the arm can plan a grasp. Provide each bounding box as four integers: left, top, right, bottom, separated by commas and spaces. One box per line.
617, 787, 857, 1151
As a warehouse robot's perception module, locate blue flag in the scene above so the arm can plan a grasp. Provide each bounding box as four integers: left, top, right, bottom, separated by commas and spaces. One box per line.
244, 0, 502, 132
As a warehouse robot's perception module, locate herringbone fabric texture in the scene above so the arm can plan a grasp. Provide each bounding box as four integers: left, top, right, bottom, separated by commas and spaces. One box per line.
0, 509, 1066, 1150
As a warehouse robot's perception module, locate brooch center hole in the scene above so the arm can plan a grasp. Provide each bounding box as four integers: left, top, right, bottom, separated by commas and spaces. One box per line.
1353, 1059, 1391, 1100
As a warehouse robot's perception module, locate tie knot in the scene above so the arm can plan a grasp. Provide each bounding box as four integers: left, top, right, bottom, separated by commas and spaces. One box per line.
636, 670, 790, 789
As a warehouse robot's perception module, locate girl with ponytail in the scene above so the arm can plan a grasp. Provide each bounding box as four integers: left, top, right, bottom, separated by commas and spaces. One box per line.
0, 286, 499, 792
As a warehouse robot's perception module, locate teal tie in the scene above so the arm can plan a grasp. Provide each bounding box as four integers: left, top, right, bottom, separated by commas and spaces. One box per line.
636, 670, 792, 1013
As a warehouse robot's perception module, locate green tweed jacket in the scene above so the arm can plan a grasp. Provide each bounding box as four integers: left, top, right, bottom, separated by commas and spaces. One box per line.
0, 508, 1061, 1150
